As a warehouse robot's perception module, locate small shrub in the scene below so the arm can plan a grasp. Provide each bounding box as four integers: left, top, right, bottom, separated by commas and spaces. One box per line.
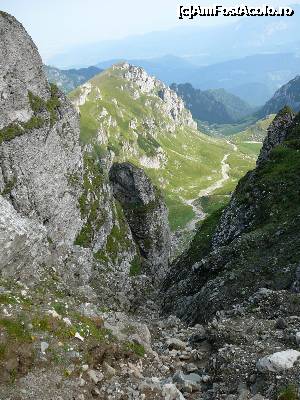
125, 342, 145, 357
1, 177, 16, 196
0, 293, 17, 305
0, 318, 31, 341
74, 222, 93, 248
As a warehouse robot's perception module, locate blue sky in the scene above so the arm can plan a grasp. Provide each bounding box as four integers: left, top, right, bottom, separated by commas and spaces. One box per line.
1, 0, 299, 61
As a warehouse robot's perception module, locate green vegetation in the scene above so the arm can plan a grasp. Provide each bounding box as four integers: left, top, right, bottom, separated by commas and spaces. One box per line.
75, 151, 105, 247
0, 343, 6, 360
0, 116, 44, 145
0, 84, 61, 146
93, 201, 134, 265
199, 195, 229, 215
130, 255, 142, 276
235, 126, 300, 230
0, 317, 31, 341
1, 177, 17, 196
181, 207, 225, 266
278, 384, 299, 400
232, 114, 274, 144
47, 83, 61, 125
137, 134, 160, 156
0, 293, 17, 305
69, 66, 258, 232
125, 342, 145, 357
28, 83, 61, 126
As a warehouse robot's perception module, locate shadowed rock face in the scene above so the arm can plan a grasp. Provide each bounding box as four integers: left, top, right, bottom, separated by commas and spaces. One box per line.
213, 106, 296, 249
110, 162, 171, 282
256, 106, 295, 166
162, 107, 300, 324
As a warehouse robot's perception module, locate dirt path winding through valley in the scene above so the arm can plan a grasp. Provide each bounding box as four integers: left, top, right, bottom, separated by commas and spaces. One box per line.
183, 153, 230, 232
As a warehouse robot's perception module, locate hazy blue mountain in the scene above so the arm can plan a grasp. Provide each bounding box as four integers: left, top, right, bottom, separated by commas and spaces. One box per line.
170, 83, 252, 124
185, 53, 300, 106
47, 4, 300, 68
257, 75, 300, 118
207, 88, 253, 121
45, 65, 102, 93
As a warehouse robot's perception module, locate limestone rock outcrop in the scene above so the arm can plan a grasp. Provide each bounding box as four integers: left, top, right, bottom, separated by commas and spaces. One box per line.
109, 162, 171, 281
0, 196, 49, 278
0, 12, 83, 246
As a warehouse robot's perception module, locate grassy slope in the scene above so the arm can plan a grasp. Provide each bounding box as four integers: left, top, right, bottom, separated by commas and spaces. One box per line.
70, 67, 256, 231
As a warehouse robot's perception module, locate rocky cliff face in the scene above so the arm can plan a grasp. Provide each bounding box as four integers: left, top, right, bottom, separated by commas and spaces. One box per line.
0, 12, 49, 129
213, 107, 295, 248
0, 196, 49, 279
0, 12, 156, 307
0, 11, 83, 247
110, 162, 171, 281
256, 106, 295, 166
162, 106, 300, 325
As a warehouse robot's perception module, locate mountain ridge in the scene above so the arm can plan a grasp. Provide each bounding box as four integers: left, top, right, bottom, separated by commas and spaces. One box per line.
171, 83, 253, 124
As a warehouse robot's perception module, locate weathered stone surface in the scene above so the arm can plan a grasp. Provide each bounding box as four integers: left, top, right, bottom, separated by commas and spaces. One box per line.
257, 106, 295, 166
119, 63, 196, 130
161, 383, 186, 400
0, 12, 49, 129
0, 12, 142, 309
0, 196, 49, 278
257, 349, 300, 372
0, 12, 83, 246
213, 107, 295, 249
162, 106, 300, 325
109, 162, 171, 281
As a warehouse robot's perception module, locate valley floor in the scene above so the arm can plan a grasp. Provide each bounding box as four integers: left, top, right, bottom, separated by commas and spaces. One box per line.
182, 153, 231, 233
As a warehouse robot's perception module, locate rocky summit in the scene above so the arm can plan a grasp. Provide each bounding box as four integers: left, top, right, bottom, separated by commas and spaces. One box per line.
1, 10, 300, 400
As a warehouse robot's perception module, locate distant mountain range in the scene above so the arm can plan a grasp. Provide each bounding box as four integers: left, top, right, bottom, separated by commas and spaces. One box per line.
47, 4, 300, 68
257, 75, 300, 118
96, 53, 300, 106
170, 83, 253, 124
44, 3, 300, 106
45, 65, 102, 93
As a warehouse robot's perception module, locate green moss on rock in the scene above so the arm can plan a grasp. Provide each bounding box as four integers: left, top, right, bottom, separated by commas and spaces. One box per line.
129, 255, 142, 276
